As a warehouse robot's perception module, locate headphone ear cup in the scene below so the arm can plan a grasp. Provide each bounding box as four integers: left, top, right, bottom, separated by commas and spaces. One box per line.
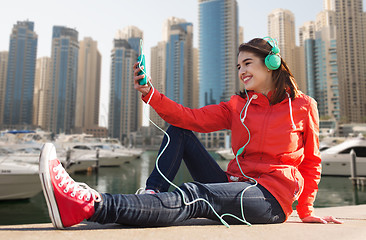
265, 54, 281, 70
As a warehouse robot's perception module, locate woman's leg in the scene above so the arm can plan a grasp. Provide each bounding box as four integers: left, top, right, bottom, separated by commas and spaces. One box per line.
89, 182, 286, 226
39, 142, 285, 229
146, 125, 228, 192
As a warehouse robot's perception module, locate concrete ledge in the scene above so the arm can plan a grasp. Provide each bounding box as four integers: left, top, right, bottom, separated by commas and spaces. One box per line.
1, 205, 365, 240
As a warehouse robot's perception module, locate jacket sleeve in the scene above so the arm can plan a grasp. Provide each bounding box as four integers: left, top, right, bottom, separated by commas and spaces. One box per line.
296, 98, 322, 219
141, 88, 232, 133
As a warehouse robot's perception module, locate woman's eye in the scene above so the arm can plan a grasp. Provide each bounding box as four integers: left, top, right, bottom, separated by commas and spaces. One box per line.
245, 62, 251, 66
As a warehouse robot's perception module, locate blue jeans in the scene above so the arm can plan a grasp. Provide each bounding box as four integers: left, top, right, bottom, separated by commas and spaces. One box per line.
89, 126, 285, 226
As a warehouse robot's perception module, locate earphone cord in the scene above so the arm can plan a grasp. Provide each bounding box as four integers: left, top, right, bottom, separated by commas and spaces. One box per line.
138, 40, 255, 228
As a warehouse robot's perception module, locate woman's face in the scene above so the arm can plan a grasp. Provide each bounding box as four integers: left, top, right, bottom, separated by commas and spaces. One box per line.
237, 51, 273, 95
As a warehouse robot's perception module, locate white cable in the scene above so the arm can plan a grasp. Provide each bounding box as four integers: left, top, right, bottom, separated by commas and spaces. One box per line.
138, 39, 254, 228
286, 92, 296, 130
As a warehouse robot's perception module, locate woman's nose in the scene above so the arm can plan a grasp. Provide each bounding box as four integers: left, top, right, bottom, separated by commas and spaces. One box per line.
239, 68, 246, 76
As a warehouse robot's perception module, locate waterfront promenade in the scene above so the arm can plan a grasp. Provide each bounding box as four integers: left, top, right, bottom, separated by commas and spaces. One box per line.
0, 204, 365, 240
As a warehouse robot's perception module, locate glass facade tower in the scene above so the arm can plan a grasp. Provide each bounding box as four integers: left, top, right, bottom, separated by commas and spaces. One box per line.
302, 10, 340, 121
166, 21, 193, 107
3, 21, 37, 126
109, 26, 143, 145
0, 52, 8, 125
198, 0, 239, 107
46, 26, 79, 134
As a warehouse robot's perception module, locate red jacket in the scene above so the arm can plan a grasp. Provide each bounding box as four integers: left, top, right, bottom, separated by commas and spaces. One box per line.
142, 89, 321, 220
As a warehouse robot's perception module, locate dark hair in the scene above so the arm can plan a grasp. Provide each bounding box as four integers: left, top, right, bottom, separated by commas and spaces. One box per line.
237, 38, 299, 105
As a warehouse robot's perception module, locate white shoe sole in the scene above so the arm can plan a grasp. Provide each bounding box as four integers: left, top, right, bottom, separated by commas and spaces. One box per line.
39, 143, 64, 229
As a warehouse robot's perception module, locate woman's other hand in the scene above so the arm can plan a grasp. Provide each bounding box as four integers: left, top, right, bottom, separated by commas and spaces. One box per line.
301, 215, 343, 224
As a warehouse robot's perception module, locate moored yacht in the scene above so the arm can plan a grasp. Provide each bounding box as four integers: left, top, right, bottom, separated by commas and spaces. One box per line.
216, 148, 235, 160
93, 144, 136, 167
321, 137, 366, 176
0, 159, 41, 200
56, 144, 98, 173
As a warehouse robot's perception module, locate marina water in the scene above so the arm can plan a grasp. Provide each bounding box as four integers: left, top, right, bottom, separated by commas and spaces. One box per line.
1, 151, 365, 225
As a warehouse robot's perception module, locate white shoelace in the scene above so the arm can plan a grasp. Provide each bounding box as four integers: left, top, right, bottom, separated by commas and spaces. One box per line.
53, 164, 101, 202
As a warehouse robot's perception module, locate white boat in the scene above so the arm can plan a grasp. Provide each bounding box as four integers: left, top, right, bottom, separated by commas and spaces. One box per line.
93, 144, 136, 167
321, 137, 366, 176
0, 159, 42, 200
58, 145, 98, 173
216, 148, 235, 160
55, 135, 142, 169
110, 144, 143, 159
0, 143, 43, 165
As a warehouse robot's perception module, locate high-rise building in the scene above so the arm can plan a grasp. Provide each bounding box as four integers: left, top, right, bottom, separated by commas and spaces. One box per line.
150, 17, 195, 129
299, 21, 316, 94
316, 10, 340, 121
46, 26, 79, 134
268, 9, 307, 93
268, 9, 296, 74
75, 37, 101, 131
293, 46, 306, 93
300, 21, 316, 97
109, 26, 143, 145
239, 26, 244, 44
150, 41, 167, 128
301, 9, 340, 121
3, 21, 37, 127
0, 52, 8, 125
198, 0, 239, 107
299, 22, 316, 47
332, 0, 366, 123
324, 0, 335, 11
192, 47, 199, 109
164, 17, 194, 107
33, 57, 51, 128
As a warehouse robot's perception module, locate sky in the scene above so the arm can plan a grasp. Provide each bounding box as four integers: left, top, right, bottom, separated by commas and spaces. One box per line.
1, 0, 365, 127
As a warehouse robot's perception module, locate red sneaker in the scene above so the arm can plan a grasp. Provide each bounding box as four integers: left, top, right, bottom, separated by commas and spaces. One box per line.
39, 143, 101, 229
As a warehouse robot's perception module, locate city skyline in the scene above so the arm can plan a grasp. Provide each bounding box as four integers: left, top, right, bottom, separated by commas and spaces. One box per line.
1, 0, 366, 127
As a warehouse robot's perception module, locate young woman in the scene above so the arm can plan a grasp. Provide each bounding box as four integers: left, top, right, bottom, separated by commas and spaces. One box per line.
39, 38, 341, 229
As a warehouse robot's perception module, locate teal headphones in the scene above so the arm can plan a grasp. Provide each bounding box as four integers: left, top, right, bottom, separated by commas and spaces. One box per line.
263, 36, 281, 70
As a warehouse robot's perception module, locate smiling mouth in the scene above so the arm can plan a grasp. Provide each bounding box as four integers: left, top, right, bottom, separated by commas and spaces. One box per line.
243, 76, 252, 84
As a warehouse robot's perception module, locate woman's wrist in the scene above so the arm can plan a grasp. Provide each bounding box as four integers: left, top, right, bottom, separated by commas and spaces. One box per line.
142, 87, 152, 97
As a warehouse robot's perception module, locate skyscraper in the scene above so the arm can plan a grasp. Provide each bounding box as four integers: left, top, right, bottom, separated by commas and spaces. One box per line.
239, 26, 244, 44
268, 9, 296, 73
333, 0, 366, 123
33, 56, 51, 128
75, 37, 101, 131
150, 17, 195, 129
0, 52, 8, 125
192, 47, 199, 109
46, 26, 79, 134
301, 9, 340, 121
299, 21, 315, 97
3, 21, 37, 127
299, 22, 316, 47
109, 26, 143, 145
164, 17, 194, 107
150, 41, 167, 128
198, 0, 239, 107
299, 21, 316, 95
268, 9, 307, 92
